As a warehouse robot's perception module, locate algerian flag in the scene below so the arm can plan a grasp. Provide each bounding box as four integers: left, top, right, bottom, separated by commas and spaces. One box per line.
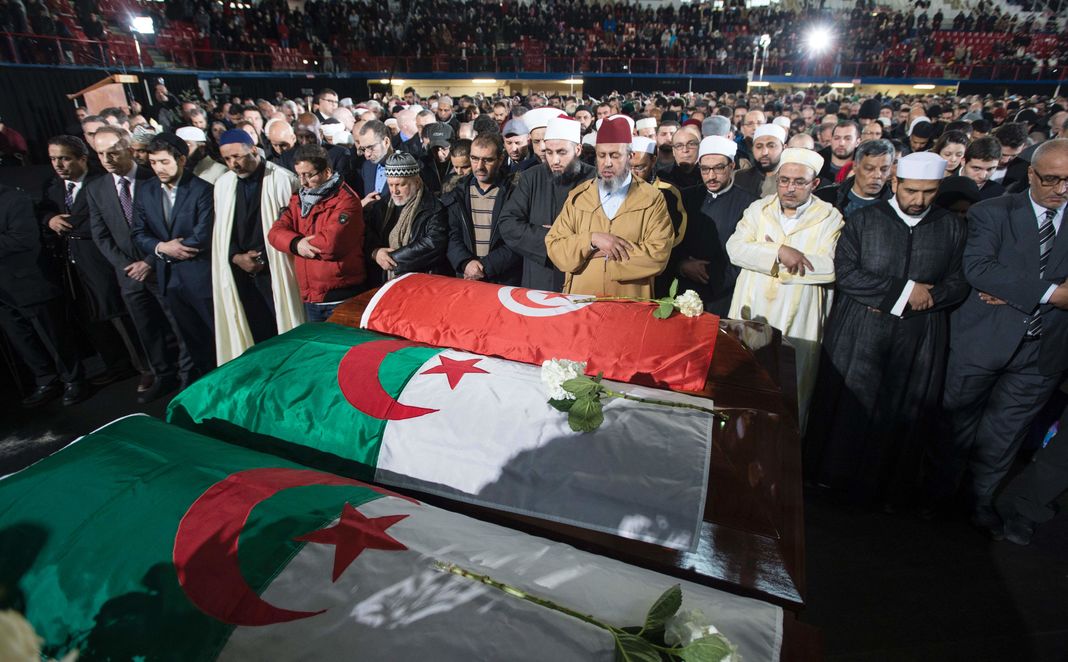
168, 323, 715, 551
0, 416, 783, 661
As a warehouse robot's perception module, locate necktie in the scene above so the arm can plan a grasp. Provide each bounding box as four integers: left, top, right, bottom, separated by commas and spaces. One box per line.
1027, 209, 1058, 337
64, 181, 76, 212
119, 177, 133, 226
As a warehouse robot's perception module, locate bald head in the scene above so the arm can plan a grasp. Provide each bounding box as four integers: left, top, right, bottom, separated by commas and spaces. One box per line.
267, 121, 296, 153
332, 108, 356, 131
788, 133, 816, 150
395, 109, 418, 137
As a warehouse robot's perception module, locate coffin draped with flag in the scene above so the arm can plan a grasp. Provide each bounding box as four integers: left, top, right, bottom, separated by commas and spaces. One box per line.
0, 416, 783, 660
168, 321, 716, 551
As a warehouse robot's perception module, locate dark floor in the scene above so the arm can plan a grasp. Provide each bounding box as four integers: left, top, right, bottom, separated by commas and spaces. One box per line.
2, 375, 1067, 661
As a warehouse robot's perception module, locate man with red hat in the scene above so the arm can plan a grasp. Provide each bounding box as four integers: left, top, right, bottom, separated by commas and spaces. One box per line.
545, 117, 673, 298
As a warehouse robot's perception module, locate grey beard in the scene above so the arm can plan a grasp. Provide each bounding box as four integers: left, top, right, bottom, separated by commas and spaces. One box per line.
599, 170, 629, 194
551, 158, 583, 185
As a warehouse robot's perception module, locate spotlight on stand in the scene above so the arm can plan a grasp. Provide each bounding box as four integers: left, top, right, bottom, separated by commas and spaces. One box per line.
804, 26, 833, 55
129, 16, 155, 34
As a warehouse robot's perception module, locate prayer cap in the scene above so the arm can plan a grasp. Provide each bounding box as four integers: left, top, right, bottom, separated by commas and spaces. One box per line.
753, 123, 787, 144
595, 117, 632, 145
502, 118, 526, 137
779, 147, 824, 175
383, 151, 421, 178
897, 152, 947, 180
150, 132, 189, 158
698, 136, 737, 161
219, 129, 254, 146
522, 107, 562, 132
544, 115, 581, 143
635, 117, 657, 131
631, 136, 656, 155
175, 126, 206, 143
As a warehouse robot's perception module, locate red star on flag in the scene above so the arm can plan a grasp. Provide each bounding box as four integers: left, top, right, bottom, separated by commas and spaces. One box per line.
540, 292, 576, 302
420, 355, 489, 389
294, 503, 408, 582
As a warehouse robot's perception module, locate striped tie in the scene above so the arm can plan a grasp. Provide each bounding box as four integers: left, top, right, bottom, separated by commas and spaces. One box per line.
119, 177, 133, 226
1027, 209, 1058, 337
64, 181, 76, 212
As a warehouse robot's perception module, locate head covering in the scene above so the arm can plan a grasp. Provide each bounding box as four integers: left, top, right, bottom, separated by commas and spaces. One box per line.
635, 117, 657, 131
595, 116, 632, 145
383, 151, 421, 178
175, 126, 205, 143
753, 123, 787, 144
934, 175, 981, 207
320, 122, 347, 141
152, 132, 189, 158
631, 136, 656, 155
544, 115, 581, 143
908, 116, 932, 136
897, 152, 948, 180
772, 116, 792, 131
582, 133, 597, 146
661, 110, 679, 123
130, 124, 157, 146
502, 118, 526, 137
698, 136, 737, 161
575, 105, 592, 115
339, 97, 354, 108
859, 98, 881, 120
701, 115, 731, 137
1014, 108, 1038, 125
425, 123, 454, 149
596, 114, 635, 134
779, 147, 824, 176
384, 117, 399, 129
681, 118, 702, 130
218, 128, 254, 146
911, 120, 936, 139
522, 107, 562, 132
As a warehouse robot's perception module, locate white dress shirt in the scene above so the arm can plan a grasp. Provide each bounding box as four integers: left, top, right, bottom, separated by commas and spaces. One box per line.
1031, 193, 1065, 304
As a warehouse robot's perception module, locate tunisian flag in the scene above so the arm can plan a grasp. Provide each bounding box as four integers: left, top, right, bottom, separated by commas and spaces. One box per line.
359, 274, 719, 392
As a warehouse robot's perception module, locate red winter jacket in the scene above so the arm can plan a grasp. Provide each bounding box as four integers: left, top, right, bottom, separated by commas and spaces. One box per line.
268, 182, 366, 303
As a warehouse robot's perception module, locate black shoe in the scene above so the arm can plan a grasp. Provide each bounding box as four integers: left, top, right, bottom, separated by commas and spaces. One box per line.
62, 381, 90, 406
1003, 516, 1035, 546
970, 505, 1004, 541
21, 382, 62, 408
137, 373, 155, 393
90, 365, 136, 387
137, 375, 178, 404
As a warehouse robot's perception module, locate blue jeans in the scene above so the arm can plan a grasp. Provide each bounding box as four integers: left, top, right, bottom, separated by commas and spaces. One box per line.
304, 302, 339, 323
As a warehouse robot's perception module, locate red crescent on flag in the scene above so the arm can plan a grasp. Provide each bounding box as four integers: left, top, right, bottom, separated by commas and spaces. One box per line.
338, 340, 439, 420
173, 467, 418, 626
497, 286, 591, 317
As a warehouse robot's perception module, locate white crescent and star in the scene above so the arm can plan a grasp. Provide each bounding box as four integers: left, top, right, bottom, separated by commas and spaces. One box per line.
496, 287, 591, 318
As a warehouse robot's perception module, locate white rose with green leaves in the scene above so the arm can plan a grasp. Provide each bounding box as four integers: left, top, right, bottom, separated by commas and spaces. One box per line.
540, 359, 587, 401
674, 290, 704, 318
664, 608, 721, 647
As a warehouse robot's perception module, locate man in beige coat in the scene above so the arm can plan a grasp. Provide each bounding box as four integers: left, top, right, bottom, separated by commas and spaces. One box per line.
546, 117, 673, 298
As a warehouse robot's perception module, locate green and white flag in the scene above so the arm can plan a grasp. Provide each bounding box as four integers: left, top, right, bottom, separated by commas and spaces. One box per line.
0, 416, 782, 660
168, 323, 715, 551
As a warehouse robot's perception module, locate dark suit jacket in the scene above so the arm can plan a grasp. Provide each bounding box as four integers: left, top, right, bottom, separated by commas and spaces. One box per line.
442, 174, 520, 285
0, 185, 60, 307
130, 172, 215, 295
86, 164, 156, 292
360, 158, 391, 202
39, 173, 125, 319
951, 191, 1068, 375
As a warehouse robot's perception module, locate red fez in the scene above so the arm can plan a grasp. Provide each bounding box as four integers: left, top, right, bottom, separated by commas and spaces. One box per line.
682, 118, 702, 129
595, 116, 632, 145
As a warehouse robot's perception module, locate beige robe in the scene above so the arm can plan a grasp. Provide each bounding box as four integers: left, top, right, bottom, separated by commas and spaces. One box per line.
211, 161, 305, 365
545, 178, 673, 298
726, 194, 844, 430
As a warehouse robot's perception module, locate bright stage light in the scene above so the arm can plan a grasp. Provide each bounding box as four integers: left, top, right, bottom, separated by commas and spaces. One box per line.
129, 16, 154, 34
805, 26, 833, 55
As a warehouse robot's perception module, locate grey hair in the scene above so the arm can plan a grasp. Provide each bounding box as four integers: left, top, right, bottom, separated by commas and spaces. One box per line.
702, 115, 732, 138
854, 138, 895, 162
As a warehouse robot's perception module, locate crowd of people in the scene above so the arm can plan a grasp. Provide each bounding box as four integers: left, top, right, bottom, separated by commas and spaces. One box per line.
1, 80, 1066, 546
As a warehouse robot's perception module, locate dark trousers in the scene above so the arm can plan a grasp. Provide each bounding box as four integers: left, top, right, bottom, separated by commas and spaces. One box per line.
997, 405, 1068, 525
121, 278, 180, 380
164, 280, 216, 378
0, 297, 84, 386
232, 267, 277, 344
932, 339, 1063, 506
303, 302, 339, 323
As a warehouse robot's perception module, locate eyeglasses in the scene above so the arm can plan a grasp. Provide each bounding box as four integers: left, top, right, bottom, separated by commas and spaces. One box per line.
320, 97, 339, 104
297, 170, 323, 182
672, 141, 700, 150
1032, 169, 1068, 188
699, 164, 730, 175
777, 177, 814, 189
359, 144, 382, 154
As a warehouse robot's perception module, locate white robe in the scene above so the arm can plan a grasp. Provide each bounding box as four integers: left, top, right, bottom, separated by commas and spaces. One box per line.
211, 161, 304, 365
726, 194, 844, 431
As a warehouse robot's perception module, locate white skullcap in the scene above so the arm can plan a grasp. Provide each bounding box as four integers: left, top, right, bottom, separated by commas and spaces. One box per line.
582, 132, 597, 146
544, 115, 581, 143
632, 136, 656, 155
384, 117, 399, 128
698, 136, 738, 161
779, 147, 824, 176
908, 116, 931, 136
897, 151, 948, 180
772, 116, 792, 130
333, 130, 354, 146
339, 97, 354, 107
523, 108, 563, 132
635, 117, 657, 131
596, 114, 635, 134
753, 123, 787, 144
409, 104, 424, 114
175, 126, 206, 143
878, 116, 892, 128
320, 123, 346, 139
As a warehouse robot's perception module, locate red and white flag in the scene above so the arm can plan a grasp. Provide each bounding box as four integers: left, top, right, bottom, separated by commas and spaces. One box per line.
360, 274, 719, 392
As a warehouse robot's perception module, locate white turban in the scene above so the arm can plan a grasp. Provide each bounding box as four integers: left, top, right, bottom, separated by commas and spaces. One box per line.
779, 147, 824, 176
631, 136, 656, 155
753, 124, 787, 144
698, 136, 738, 161
897, 152, 948, 180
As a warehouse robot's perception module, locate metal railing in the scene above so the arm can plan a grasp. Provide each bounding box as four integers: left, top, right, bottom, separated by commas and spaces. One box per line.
1, 31, 1063, 82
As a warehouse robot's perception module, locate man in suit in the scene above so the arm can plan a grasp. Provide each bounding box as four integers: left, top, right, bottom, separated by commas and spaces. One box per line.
0, 184, 88, 407
355, 120, 394, 206
131, 133, 216, 378
86, 125, 184, 403
40, 135, 142, 386
930, 139, 1068, 537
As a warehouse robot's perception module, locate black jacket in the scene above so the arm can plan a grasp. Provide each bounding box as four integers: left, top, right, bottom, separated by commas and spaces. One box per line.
0, 185, 61, 308
733, 166, 770, 198
498, 161, 596, 291
364, 192, 450, 283
442, 173, 521, 285
814, 176, 892, 216
85, 164, 157, 292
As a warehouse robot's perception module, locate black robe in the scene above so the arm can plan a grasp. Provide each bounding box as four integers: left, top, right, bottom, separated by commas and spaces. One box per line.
805, 200, 969, 506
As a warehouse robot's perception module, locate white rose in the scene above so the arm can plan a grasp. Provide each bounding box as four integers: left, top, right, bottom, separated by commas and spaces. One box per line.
674, 290, 704, 318
664, 608, 720, 647
541, 359, 587, 400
